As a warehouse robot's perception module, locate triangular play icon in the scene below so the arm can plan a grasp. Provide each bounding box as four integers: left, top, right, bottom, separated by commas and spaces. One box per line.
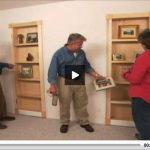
72, 71, 79, 79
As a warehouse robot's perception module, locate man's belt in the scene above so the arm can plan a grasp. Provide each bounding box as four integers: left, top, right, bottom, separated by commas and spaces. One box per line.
58, 74, 81, 80
59, 74, 71, 79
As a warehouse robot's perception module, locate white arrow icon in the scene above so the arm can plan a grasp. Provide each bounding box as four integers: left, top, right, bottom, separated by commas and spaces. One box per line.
72, 71, 79, 79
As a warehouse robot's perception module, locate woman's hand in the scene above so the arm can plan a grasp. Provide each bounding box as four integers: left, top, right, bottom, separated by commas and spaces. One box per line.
122, 67, 130, 74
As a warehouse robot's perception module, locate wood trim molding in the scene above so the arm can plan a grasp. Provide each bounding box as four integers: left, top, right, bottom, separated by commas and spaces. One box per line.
106, 14, 113, 19
149, 11, 150, 17
106, 12, 149, 19
42, 111, 46, 118
8, 20, 42, 28
15, 108, 19, 115
37, 20, 42, 25
8, 24, 13, 28
105, 118, 111, 125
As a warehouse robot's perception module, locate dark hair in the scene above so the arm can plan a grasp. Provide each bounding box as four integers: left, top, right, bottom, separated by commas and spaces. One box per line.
138, 28, 150, 49
67, 33, 86, 44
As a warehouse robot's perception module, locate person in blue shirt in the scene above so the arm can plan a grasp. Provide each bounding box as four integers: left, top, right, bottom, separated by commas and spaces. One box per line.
48, 33, 103, 133
0, 62, 15, 130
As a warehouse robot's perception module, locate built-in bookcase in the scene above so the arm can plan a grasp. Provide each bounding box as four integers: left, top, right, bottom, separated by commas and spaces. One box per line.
9, 21, 46, 118
106, 12, 150, 126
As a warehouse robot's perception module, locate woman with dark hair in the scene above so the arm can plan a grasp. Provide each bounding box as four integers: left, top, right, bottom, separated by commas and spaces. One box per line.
122, 28, 150, 140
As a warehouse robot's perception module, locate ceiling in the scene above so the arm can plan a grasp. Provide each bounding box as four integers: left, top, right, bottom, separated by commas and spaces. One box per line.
0, 0, 71, 11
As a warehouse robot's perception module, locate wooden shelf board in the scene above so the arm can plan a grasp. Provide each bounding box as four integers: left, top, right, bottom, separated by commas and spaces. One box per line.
112, 39, 138, 42
17, 94, 41, 99
15, 43, 38, 47
112, 61, 133, 64
111, 100, 131, 105
17, 78, 40, 82
115, 81, 130, 84
15, 61, 39, 64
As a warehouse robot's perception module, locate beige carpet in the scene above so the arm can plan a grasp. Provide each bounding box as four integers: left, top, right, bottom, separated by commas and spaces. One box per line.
0, 115, 137, 140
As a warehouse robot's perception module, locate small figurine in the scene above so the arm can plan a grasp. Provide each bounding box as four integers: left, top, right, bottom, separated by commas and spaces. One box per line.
26, 53, 33, 61
17, 34, 24, 44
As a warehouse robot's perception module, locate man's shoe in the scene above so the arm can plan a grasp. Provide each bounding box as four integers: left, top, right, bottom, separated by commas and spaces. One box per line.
60, 125, 68, 133
1, 116, 15, 121
80, 124, 94, 132
0, 123, 7, 130
135, 133, 142, 140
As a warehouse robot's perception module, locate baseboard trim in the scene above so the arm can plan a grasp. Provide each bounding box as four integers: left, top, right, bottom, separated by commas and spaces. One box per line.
18, 110, 42, 117
111, 119, 135, 127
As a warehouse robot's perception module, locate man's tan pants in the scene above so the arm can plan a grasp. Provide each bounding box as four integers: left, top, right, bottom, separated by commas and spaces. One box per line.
57, 76, 89, 125
0, 83, 7, 119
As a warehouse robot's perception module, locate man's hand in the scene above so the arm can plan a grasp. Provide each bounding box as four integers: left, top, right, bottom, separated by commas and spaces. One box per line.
95, 74, 104, 79
49, 84, 57, 94
7, 63, 14, 69
89, 71, 104, 78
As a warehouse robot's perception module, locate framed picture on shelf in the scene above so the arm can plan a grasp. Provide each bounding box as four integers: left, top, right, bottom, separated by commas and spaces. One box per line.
133, 50, 143, 60
19, 65, 33, 78
93, 77, 116, 91
112, 53, 124, 61
118, 25, 139, 39
26, 32, 38, 43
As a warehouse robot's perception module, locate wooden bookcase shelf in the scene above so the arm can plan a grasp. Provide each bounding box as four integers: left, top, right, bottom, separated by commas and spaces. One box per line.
15, 61, 39, 64
9, 20, 46, 118
111, 61, 133, 64
17, 78, 40, 82
114, 80, 130, 84
17, 94, 41, 99
112, 39, 138, 42
106, 12, 149, 126
15, 43, 38, 47
111, 100, 131, 105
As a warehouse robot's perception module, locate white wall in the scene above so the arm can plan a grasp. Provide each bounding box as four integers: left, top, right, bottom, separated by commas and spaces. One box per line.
0, 1, 150, 124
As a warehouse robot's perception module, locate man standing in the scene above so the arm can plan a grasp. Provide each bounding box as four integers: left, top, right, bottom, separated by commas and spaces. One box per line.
48, 33, 103, 133
0, 62, 15, 129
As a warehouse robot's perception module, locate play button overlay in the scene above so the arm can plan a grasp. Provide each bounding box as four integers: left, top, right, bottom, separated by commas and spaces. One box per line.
72, 71, 79, 79
65, 65, 85, 85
